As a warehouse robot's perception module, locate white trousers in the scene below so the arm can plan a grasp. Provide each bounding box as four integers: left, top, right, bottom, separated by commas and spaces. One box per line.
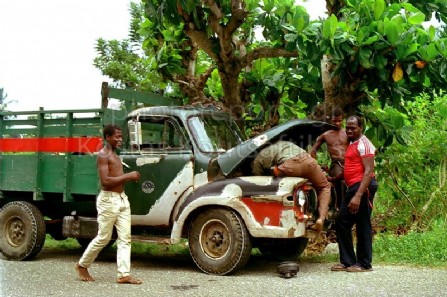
78, 190, 132, 278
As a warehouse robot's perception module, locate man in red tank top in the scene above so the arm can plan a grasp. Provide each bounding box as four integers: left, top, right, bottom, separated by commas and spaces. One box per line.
331, 115, 378, 272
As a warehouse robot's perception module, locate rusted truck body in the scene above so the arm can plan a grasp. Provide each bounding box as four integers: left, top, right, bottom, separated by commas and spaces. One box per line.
0, 84, 335, 275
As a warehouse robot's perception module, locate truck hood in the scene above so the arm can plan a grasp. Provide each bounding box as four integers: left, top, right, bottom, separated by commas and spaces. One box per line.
217, 119, 335, 176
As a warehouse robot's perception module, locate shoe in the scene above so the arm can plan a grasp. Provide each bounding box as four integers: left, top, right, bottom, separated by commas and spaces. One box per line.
346, 264, 373, 272
331, 263, 348, 271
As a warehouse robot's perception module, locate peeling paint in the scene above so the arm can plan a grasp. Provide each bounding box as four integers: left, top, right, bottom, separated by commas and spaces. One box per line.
263, 217, 270, 225
239, 176, 274, 186
280, 210, 305, 237
253, 134, 269, 147
277, 177, 307, 195
131, 161, 194, 226
136, 157, 162, 166
193, 171, 208, 188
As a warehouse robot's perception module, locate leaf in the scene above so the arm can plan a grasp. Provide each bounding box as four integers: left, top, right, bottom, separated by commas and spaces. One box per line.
384, 20, 399, 44
408, 12, 426, 25
415, 61, 426, 69
428, 25, 436, 41
426, 43, 439, 61
323, 15, 335, 39
374, 55, 387, 69
284, 34, 297, 42
359, 47, 373, 68
363, 35, 379, 45
374, 0, 385, 21
392, 63, 404, 82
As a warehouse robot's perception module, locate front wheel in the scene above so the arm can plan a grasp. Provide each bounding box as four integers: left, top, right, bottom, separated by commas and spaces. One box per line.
188, 208, 252, 275
0, 201, 46, 260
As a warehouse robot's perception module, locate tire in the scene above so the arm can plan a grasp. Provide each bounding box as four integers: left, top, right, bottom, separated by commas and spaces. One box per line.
0, 201, 46, 260
257, 237, 308, 261
188, 208, 252, 275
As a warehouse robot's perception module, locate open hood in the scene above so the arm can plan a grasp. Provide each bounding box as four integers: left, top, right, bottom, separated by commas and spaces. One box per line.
217, 119, 335, 176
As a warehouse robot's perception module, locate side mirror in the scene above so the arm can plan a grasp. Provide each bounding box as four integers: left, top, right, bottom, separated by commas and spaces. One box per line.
128, 121, 142, 150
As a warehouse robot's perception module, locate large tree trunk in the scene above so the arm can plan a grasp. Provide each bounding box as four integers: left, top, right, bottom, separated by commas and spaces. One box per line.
313, 54, 361, 121
219, 63, 244, 121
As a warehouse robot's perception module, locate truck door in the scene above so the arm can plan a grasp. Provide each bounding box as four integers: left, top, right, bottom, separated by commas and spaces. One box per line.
121, 116, 193, 226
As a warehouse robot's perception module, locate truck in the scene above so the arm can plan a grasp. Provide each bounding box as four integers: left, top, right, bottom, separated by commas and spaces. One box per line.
0, 83, 336, 275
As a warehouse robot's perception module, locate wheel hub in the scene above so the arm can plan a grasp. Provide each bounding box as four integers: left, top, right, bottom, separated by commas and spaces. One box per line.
5, 217, 26, 247
277, 261, 299, 278
200, 220, 231, 259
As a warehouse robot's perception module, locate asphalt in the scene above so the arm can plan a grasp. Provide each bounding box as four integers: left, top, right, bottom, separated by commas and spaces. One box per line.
0, 247, 446, 297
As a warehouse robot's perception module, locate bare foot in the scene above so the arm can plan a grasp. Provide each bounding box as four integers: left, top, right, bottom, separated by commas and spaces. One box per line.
311, 218, 324, 232
75, 263, 95, 282
117, 275, 142, 285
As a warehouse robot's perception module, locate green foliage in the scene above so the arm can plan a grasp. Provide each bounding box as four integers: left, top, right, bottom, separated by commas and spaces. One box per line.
93, 2, 178, 96
374, 91, 447, 231
316, 0, 447, 108
373, 219, 447, 266
94, 0, 447, 140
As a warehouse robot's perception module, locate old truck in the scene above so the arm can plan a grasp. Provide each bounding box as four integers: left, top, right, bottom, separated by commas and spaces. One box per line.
0, 83, 336, 275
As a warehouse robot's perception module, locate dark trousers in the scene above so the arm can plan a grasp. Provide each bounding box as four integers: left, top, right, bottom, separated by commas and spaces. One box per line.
335, 178, 377, 269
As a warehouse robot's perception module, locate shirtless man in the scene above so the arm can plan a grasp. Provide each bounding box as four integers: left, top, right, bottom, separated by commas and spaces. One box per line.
310, 107, 348, 207
75, 124, 142, 284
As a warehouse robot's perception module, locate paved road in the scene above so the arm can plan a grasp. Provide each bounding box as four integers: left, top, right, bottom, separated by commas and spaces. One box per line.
1, 246, 446, 297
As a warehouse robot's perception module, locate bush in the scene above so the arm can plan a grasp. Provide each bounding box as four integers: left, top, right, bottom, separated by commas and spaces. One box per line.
373, 91, 447, 232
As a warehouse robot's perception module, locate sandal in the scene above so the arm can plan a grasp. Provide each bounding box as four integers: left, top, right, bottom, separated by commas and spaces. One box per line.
117, 275, 143, 284
346, 264, 373, 272
331, 263, 348, 271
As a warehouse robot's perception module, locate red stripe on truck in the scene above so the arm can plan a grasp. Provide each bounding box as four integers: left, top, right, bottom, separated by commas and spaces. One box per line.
0, 137, 103, 153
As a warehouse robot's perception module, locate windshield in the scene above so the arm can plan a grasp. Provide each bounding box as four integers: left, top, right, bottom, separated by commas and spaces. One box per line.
188, 115, 244, 153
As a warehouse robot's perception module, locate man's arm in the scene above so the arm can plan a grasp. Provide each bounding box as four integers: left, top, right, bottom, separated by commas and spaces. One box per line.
347, 156, 374, 213
97, 154, 139, 188
310, 134, 325, 159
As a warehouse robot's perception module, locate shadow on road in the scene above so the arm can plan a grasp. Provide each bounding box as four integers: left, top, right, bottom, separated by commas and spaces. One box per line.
33, 245, 284, 276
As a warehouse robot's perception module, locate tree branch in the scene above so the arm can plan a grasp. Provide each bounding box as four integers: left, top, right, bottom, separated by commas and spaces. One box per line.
184, 29, 219, 61
240, 47, 298, 68
198, 65, 216, 89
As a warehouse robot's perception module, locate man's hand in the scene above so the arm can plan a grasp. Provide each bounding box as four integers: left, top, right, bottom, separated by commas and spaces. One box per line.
128, 171, 140, 181
348, 194, 361, 213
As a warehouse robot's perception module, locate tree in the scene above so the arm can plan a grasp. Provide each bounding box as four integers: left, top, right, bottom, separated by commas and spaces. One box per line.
313, 0, 447, 120
94, 0, 447, 132
0, 88, 15, 111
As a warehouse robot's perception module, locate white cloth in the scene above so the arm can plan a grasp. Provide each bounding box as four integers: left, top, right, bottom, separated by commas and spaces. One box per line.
78, 190, 132, 278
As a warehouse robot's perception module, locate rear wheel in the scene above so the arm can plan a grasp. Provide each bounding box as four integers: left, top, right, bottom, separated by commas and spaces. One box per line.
188, 208, 252, 275
0, 201, 46, 260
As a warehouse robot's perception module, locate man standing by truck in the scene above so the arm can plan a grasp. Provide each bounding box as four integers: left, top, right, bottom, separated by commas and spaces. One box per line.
310, 107, 348, 208
75, 124, 142, 284
331, 116, 378, 272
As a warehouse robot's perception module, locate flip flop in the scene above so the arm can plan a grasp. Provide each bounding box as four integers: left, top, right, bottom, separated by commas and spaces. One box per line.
331, 263, 348, 271
117, 275, 143, 284
346, 264, 373, 272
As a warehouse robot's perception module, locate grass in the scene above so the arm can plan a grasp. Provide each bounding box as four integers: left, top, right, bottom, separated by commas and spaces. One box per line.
44, 224, 447, 268
373, 221, 447, 268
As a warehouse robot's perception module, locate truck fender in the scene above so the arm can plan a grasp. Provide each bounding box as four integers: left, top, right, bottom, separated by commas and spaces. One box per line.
170, 177, 309, 243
